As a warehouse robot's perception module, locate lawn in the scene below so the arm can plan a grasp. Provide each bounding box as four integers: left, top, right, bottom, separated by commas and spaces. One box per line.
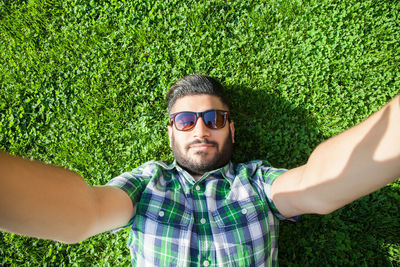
0, 0, 399, 265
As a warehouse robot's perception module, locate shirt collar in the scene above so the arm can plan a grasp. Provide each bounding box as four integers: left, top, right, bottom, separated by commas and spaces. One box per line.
156, 160, 236, 185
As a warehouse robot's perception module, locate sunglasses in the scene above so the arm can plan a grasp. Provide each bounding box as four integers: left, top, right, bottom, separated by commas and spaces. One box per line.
169, 109, 230, 131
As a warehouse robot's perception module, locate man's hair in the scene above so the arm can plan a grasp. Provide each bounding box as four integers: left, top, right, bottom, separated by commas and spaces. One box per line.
166, 74, 230, 113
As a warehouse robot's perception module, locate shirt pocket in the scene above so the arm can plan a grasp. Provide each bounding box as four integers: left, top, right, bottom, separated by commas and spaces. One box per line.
211, 199, 266, 232
137, 192, 192, 230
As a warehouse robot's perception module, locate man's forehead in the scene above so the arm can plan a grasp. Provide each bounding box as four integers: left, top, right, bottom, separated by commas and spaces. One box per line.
170, 94, 228, 113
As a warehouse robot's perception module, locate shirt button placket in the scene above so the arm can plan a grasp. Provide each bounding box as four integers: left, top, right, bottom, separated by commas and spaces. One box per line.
194, 183, 209, 267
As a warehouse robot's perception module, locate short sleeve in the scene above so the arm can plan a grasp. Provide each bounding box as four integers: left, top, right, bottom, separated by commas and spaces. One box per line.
260, 162, 300, 222
106, 166, 152, 231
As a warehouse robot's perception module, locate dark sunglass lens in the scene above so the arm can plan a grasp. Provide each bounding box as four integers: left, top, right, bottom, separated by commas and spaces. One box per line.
204, 110, 225, 129
215, 111, 226, 128
175, 112, 196, 131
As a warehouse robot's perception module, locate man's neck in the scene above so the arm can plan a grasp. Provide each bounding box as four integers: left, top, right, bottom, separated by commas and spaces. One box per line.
191, 173, 203, 181
185, 169, 204, 181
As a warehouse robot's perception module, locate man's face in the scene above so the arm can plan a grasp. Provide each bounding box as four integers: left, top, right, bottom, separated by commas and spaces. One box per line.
168, 94, 235, 177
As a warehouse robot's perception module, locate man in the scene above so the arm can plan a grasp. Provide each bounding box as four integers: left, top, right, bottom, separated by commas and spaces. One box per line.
0, 74, 399, 266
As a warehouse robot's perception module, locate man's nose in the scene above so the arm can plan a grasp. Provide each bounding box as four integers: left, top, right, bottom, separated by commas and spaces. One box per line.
192, 117, 210, 138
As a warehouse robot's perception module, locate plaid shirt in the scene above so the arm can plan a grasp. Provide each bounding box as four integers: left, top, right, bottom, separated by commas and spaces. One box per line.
107, 160, 297, 267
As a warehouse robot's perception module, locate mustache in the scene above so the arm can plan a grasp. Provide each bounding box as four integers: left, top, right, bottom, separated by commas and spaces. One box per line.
186, 139, 218, 149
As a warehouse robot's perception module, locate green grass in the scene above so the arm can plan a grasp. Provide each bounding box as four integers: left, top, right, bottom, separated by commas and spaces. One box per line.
1, 0, 399, 265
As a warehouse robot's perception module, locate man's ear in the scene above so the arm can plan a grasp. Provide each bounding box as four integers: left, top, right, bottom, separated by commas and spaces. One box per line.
168, 126, 173, 148
230, 122, 235, 143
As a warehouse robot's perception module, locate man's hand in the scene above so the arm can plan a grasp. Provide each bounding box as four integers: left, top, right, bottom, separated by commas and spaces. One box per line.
271, 94, 400, 218
0, 152, 133, 244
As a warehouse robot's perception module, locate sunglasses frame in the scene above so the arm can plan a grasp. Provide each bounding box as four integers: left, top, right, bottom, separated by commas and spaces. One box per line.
169, 109, 230, 132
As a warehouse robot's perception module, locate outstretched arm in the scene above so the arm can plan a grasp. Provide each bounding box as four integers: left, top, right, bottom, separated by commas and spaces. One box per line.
0, 152, 133, 244
272, 95, 400, 218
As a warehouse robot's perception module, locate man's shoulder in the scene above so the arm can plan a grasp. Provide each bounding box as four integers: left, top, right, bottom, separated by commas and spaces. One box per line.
232, 160, 286, 179
234, 160, 272, 171
132, 160, 175, 174
109, 160, 174, 184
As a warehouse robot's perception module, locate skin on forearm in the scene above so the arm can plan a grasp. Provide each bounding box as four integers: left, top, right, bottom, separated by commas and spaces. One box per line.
272, 95, 400, 217
0, 152, 98, 244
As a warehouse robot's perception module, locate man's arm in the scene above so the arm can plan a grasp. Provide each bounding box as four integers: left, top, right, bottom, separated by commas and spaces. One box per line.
0, 152, 133, 244
271, 95, 400, 218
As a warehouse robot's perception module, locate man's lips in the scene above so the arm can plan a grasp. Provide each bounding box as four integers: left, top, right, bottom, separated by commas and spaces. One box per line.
186, 139, 218, 151
189, 144, 215, 150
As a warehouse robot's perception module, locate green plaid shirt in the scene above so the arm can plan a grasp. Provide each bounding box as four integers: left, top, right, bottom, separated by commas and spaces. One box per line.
107, 160, 297, 266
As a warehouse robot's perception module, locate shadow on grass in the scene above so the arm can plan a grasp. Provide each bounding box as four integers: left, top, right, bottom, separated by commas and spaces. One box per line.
225, 83, 400, 266
226, 83, 323, 168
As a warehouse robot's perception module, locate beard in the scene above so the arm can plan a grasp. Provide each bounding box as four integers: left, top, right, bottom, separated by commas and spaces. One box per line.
171, 130, 233, 176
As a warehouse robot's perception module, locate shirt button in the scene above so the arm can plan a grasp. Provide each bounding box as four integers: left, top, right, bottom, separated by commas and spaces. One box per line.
241, 208, 247, 215
203, 260, 210, 266
200, 218, 206, 224
158, 211, 165, 217
195, 185, 201, 191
